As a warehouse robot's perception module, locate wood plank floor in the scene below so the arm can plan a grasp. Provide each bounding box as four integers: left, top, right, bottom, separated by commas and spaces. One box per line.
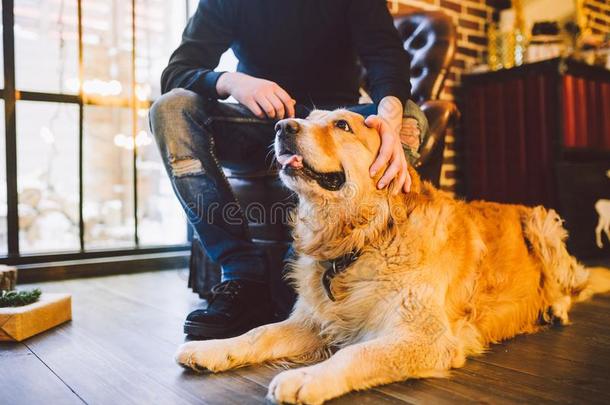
2, 269, 610, 404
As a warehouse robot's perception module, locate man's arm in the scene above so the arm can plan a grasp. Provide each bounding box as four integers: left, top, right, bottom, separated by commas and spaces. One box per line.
349, 0, 413, 193
161, 0, 233, 98
348, 0, 411, 106
161, 0, 294, 118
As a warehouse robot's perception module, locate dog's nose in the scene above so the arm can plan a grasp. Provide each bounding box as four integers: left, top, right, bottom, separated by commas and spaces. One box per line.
275, 119, 300, 135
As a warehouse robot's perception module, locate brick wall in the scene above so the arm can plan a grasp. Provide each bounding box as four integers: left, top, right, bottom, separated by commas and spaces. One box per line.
391, 0, 498, 193
392, 0, 609, 193
584, 0, 610, 36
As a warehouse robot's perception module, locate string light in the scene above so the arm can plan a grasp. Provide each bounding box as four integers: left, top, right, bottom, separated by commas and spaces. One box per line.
113, 133, 130, 149
65, 77, 123, 96
113, 130, 152, 150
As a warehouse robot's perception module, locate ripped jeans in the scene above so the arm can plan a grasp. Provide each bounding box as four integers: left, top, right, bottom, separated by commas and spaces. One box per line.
150, 88, 429, 283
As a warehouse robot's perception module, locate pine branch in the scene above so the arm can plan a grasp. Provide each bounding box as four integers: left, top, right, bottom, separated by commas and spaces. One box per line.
0, 289, 42, 308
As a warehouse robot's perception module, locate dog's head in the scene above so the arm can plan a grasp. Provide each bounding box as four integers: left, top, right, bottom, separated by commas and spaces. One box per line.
274, 109, 421, 257
275, 109, 418, 200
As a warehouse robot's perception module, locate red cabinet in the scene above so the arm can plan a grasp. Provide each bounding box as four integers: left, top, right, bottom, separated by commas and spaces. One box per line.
461, 58, 610, 259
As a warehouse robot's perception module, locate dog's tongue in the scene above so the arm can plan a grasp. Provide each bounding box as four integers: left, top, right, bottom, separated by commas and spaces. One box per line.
278, 154, 304, 169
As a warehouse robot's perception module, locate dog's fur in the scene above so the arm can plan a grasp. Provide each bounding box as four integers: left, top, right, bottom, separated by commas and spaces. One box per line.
176, 109, 610, 404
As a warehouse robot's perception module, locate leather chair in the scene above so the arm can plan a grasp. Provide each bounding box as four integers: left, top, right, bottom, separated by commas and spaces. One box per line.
188, 11, 459, 316
393, 11, 459, 186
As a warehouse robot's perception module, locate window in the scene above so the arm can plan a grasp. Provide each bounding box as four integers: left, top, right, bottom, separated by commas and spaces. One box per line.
17, 101, 79, 253
83, 106, 136, 249
0, 102, 6, 254
15, 0, 78, 94
1, 0, 189, 263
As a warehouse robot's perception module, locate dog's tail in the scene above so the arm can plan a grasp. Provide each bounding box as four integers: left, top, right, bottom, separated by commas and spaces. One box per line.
575, 267, 610, 302
523, 207, 610, 324
524, 207, 589, 295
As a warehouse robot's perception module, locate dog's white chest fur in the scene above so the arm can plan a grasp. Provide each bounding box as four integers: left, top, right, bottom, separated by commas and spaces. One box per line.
292, 253, 429, 347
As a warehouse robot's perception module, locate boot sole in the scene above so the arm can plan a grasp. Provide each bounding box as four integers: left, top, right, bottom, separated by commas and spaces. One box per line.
183, 320, 252, 339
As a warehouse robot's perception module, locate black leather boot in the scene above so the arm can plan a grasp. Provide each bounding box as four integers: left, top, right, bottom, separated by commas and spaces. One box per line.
184, 280, 274, 339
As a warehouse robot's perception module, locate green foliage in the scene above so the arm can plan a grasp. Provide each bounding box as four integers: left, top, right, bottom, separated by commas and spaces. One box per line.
0, 289, 42, 308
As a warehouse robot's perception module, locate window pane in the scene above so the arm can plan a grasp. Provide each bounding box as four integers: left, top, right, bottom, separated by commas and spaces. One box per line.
136, 1, 188, 244
15, 0, 78, 93
84, 106, 135, 249
17, 101, 79, 253
136, 111, 186, 246
136, 0, 186, 99
0, 102, 6, 254
82, 1, 132, 100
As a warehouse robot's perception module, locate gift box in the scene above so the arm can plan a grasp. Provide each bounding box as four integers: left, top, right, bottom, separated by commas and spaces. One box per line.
0, 293, 72, 342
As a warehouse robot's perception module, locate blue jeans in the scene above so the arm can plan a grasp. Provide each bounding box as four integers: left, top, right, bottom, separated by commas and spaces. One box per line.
150, 89, 428, 283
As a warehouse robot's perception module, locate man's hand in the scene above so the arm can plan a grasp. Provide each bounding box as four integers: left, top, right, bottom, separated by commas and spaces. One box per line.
367, 96, 411, 194
366, 116, 411, 194
216, 72, 295, 119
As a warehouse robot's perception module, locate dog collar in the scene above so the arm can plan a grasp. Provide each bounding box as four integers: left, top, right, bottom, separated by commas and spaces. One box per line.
320, 250, 361, 301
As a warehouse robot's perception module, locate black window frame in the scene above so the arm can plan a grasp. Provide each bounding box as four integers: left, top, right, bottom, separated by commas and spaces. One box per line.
0, 0, 191, 268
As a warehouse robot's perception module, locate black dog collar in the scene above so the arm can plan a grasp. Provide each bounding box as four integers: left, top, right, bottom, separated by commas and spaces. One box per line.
320, 250, 361, 301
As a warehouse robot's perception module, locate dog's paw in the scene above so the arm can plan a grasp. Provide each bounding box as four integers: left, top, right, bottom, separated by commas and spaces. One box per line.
174, 340, 239, 373
267, 367, 334, 405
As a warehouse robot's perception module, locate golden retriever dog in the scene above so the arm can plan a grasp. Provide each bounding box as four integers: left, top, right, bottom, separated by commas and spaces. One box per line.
176, 109, 610, 404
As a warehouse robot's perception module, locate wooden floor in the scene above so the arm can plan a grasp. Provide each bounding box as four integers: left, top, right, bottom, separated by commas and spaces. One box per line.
2, 269, 610, 405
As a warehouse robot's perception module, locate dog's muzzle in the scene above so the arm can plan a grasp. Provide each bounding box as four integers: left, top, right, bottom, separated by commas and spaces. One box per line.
275, 120, 346, 191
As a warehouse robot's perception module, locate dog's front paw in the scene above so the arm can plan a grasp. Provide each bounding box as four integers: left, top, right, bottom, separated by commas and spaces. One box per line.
174, 340, 239, 373
267, 367, 337, 405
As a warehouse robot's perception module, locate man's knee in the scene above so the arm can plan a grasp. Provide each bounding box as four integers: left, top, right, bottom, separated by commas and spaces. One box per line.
150, 88, 205, 128
149, 89, 211, 174
401, 100, 429, 164
403, 99, 429, 136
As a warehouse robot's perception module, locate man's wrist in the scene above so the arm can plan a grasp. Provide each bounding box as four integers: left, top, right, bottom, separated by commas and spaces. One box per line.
378, 96, 404, 135
215, 71, 234, 98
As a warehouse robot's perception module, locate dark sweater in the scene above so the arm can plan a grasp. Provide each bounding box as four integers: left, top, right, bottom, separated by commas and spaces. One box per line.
161, 0, 411, 107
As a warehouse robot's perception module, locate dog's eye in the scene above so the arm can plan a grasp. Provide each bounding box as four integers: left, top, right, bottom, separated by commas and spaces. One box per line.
334, 120, 353, 133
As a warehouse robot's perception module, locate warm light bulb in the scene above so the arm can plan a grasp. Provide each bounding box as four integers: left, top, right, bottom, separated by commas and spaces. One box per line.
108, 80, 122, 96
114, 133, 127, 148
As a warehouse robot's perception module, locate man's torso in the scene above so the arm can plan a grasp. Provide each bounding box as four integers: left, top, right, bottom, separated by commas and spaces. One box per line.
228, 0, 361, 105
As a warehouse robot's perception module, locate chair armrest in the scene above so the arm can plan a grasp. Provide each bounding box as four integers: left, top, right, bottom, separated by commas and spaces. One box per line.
412, 100, 459, 187
415, 100, 459, 169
